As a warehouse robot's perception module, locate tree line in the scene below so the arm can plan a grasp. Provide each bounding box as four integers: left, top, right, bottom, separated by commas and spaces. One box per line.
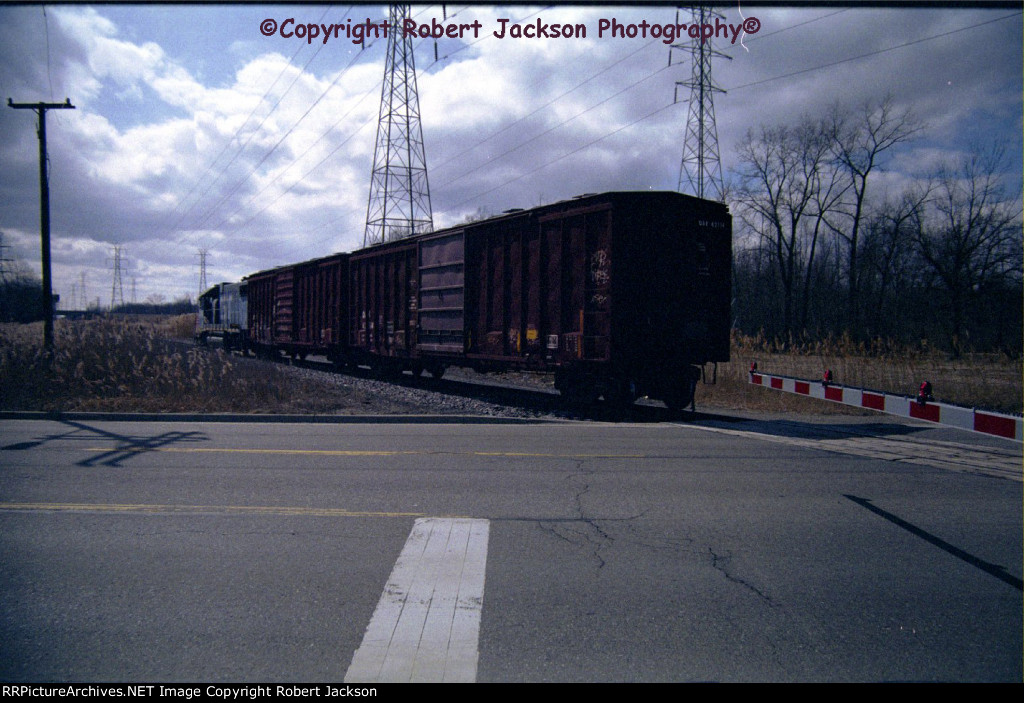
0, 270, 195, 322
730, 96, 1022, 356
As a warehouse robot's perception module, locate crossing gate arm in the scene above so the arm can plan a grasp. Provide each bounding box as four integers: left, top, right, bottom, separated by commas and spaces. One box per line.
749, 369, 1023, 443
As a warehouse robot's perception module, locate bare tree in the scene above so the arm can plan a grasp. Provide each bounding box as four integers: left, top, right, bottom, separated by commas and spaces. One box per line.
858, 187, 930, 339
735, 117, 843, 338
828, 96, 922, 333
912, 147, 1023, 355
800, 123, 850, 333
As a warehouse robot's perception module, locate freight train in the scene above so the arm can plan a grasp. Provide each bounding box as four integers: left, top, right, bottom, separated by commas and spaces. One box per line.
196, 191, 732, 409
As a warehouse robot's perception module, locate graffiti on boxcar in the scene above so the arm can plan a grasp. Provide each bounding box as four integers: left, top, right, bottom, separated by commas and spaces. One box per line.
590, 249, 610, 286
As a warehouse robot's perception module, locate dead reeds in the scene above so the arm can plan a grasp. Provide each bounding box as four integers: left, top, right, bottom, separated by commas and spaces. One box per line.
699, 331, 1022, 415
0, 317, 362, 413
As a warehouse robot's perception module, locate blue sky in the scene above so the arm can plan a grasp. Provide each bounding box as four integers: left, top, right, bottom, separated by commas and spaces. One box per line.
1, 3, 1021, 307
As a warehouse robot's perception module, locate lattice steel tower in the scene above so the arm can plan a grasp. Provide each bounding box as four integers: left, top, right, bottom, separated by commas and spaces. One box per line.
671, 5, 730, 201
364, 4, 434, 247
109, 245, 125, 310
0, 232, 11, 281
197, 247, 208, 297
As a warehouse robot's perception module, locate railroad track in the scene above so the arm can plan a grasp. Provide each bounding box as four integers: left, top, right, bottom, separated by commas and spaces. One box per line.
180, 338, 1021, 481
179, 337, 694, 422
289, 354, 687, 423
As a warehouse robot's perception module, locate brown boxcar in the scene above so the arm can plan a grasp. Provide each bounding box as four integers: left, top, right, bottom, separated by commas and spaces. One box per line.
246, 264, 290, 354
456, 191, 730, 407
346, 239, 421, 373
342, 191, 731, 407
246, 252, 348, 361
238, 191, 730, 408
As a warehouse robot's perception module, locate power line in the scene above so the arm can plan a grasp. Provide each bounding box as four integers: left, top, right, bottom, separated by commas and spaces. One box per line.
42, 7, 55, 101
726, 10, 1021, 93
164, 5, 348, 244
209, 34, 387, 233
187, 16, 386, 237
431, 31, 657, 176
197, 248, 208, 299
443, 9, 1021, 211
424, 8, 846, 199
204, 4, 553, 245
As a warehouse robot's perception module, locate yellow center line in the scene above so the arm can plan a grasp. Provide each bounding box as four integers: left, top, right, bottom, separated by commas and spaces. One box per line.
0, 502, 429, 518
83, 447, 646, 459
472, 451, 644, 458
86, 447, 417, 456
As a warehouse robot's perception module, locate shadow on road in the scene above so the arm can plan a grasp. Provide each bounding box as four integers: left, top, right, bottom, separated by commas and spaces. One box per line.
1, 419, 208, 467
845, 494, 1023, 591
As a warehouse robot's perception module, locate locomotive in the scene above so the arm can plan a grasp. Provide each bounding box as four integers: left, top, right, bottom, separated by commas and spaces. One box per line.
197, 191, 732, 409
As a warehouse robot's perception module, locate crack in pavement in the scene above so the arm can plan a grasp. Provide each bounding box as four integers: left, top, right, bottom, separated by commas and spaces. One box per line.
707, 546, 777, 608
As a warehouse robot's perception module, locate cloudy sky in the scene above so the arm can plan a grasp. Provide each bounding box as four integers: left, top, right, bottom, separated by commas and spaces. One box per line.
1, 2, 1021, 308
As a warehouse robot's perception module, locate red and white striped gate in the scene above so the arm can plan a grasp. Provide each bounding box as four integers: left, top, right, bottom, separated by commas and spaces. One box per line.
748, 368, 1022, 442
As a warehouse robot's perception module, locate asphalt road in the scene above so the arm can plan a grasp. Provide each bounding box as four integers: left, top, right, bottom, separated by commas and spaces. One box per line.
1, 414, 1020, 682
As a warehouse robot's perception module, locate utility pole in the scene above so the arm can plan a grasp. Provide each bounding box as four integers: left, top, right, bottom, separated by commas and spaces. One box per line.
7, 97, 76, 350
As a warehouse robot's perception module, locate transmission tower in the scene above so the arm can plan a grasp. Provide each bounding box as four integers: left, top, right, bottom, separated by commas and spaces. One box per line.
671, 5, 730, 201
197, 248, 208, 297
79, 271, 86, 309
109, 245, 125, 310
0, 232, 11, 281
364, 4, 434, 247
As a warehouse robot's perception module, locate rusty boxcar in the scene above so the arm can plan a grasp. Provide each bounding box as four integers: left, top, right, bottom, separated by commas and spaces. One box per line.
338, 191, 731, 408
232, 191, 730, 408
246, 252, 349, 362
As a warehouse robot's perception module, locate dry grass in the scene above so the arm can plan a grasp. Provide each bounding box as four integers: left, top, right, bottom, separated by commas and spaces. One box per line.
158, 313, 199, 340
3, 320, 1019, 417
0, 318, 370, 413
698, 331, 1023, 416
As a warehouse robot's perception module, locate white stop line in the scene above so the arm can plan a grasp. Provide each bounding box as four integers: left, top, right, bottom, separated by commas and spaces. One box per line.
345, 517, 491, 683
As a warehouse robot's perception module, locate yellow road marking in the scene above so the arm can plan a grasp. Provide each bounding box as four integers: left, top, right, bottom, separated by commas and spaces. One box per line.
87, 447, 417, 456
0, 502, 427, 518
84, 447, 645, 459
472, 451, 643, 458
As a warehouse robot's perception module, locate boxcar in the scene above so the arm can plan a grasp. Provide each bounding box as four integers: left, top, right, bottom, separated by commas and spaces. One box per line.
246, 252, 349, 362
233, 191, 730, 408
344, 191, 732, 408
346, 238, 422, 373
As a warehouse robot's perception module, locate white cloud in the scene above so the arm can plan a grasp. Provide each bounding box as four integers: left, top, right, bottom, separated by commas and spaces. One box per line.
0, 4, 1019, 306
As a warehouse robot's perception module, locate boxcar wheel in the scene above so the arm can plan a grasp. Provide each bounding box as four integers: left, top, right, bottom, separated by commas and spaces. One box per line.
560, 378, 599, 406
663, 371, 698, 412
605, 379, 637, 408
